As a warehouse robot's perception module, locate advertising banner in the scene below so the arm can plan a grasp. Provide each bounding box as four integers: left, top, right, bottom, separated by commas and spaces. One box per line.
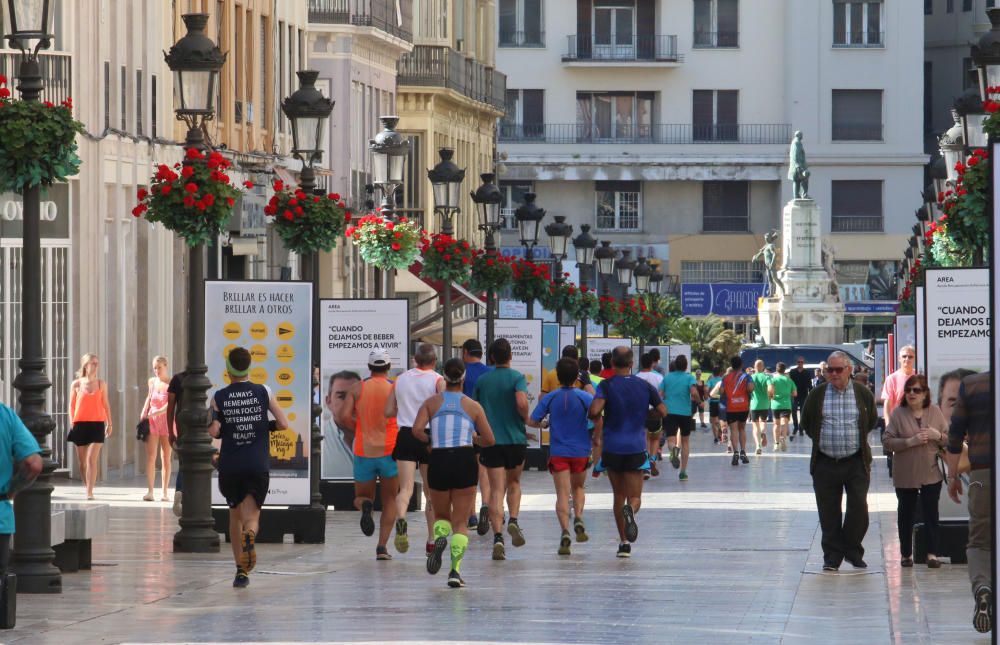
915, 286, 926, 375
478, 318, 543, 448
894, 315, 916, 352
586, 337, 635, 370
681, 283, 767, 317
205, 280, 313, 505
318, 299, 409, 480
542, 323, 560, 377
560, 325, 576, 354
923, 268, 990, 396
667, 344, 693, 371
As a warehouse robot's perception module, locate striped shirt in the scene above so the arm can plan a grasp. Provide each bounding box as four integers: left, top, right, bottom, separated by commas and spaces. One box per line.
429, 391, 476, 449
818, 383, 860, 458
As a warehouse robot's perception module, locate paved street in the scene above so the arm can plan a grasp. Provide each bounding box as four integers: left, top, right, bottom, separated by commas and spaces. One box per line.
8, 430, 988, 645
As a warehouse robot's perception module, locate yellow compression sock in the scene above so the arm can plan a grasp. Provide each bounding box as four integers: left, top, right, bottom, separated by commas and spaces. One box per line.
450, 533, 469, 572
433, 519, 453, 540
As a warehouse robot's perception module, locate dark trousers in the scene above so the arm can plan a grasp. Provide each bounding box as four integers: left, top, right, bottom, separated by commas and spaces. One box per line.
895, 481, 942, 558
812, 452, 870, 566
792, 398, 806, 432
0, 534, 8, 575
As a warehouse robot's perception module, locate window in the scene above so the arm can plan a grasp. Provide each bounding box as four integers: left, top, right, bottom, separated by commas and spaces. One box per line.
151, 75, 158, 138
925, 0, 932, 13
702, 181, 749, 232
103, 62, 110, 130
500, 182, 533, 230
694, 0, 739, 48
235, 10, 244, 124
596, 181, 641, 231
833, 1, 883, 48
279, 22, 285, 132
261, 18, 269, 130
501, 89, 544, 139
924, 62, 932, 134
136, 70, 144, 137
947, 0, 953, 12
693, 90, 738, 141
963, 56, 974, 89
681, 260, 762, 283
832, 180, 883, 232
576, 92, 654, 141
499, 0, 544, 47
120, 66, 127, 131
832, 89, 883, 140
964, 0, 973, 10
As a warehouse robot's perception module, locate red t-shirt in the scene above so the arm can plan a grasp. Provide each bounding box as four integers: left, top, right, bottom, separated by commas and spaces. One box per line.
722, 372, 753, 412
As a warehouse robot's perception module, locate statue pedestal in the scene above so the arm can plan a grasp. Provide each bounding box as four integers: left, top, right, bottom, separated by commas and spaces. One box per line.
758, 298, 844, 345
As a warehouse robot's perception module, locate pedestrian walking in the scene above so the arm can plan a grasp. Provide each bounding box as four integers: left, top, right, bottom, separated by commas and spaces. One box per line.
335, 350, 400, 561
749, 360, 771, 455
165, 368, 187, 516
140, 356, 173, 502
659, 354, 698, 481
589, 346, 665, 557
635, 353, 664, 477
789, 356, 812, 438
881, 345, 917, 475
694, 369, 708, 430
461, 339, 492, 533
528, 357, 597, 555
800, 351, 878, 572
209, 347, 290, 588
707, 366, 724, 445
68, 353, 113, 500
412, 358, 495, 588
881, 374, 947, 569
768, 362, 796, 452
718, 357, 753, 464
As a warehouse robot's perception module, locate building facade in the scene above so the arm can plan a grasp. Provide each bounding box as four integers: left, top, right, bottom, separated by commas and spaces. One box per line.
496, 0, 926, 339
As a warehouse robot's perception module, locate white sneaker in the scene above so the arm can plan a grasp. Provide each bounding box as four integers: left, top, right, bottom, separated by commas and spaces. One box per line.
172, 491, 183, 517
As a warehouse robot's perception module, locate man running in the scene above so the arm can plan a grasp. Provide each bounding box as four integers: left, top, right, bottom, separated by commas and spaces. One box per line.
412, 358, 495, 588
528, 357, 598, 555
750, 360, 771, 456
335, 350, 399, 561
541, 345, 594, 395
209, 347, 290, 588
386, 343, 444, 555
789, 356, 812, 439
589, 346, 666, 558
768, 362, 796, 452
660, 354, 699, 481
635, 352, 664, 477
461, 339, 492, 532
719, 356, 753, 465
694, 369, 708, 430
474, 338, 530, 560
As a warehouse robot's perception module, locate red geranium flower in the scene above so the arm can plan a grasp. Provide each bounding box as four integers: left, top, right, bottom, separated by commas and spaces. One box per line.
160, 185, 172, 196
137, 188, 148, 201
273, 180, 284, 191
391, 243, 402, 251
243, 180, 254, 189
185, 182, 198, 193
183, 195, 195, 208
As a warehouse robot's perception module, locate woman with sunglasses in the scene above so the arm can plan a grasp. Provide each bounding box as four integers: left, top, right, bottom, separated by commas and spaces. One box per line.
882, 374, 948, 568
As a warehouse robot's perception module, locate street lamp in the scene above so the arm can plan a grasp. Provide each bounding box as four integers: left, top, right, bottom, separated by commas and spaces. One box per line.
428, 148, 466, 359
471, 173, 504, 347
594, 241, 617, 336
939, 109, 965, 185
954, 87, 988, 150
615, 249, 636, 296
166, 13, 225, 555
972, 8, 1000, 102
572, 224, 597, 355
633, 254, 652, 294
514, 192, 545, 317
6, 0, 61, 594
369, 116, 409, 218
281, 69, 333, 519
544, 215, 573, 324
930, 156, 948, 200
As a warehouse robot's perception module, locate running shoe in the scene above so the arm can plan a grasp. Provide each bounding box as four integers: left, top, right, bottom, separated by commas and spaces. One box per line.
650, 460, 660, 477
558, 531, 572, 556
822, 563, 839, 572
508, 520, 526, 547
731, 452, 739, 466
713, 438, 719, 445
679, 470, 688, 481
574, 518, 589, 542
643, 471, 650, 481
616, 543, 631, 558
394, 518, 409, 553
492, 535, 506, 561
781, 438, 788, 452
172, 491, 183, 517
360, 500, 375, 537
701, 423, 708, 429
789, 434, 795, 442
240, 529, 256, 573
622, 504, 638, 543
974, 586, 993, 633
477, 505, 490, 536
447, 570, 466, 588
467, 514, 479, 529
755, 447, 762, 456
669, 446, 681, 469
426, 536, 448, 575
233, 568, 249, 588
740, 451, 749, 464
845, 556, 867, 569
376, 546, 392, 561
761, 432, 768, 448
425, 541, 435, 555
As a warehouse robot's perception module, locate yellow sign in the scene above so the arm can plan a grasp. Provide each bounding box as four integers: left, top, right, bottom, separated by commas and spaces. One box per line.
276, 322, 296, 340
223, 322, 241, 339
249, 321, 268, 340
222, 343, 237, 360
249, 367, 268, 384
275, 368, 295, 386
269, 427, 299, 461
275, 344, 295, 363
275, 389, 295, 409
250, 344, 268, 363
222, 371, 232, 385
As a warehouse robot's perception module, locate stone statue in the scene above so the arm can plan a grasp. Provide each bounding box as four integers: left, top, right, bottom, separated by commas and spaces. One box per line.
753, 230, 785, 298
788, 130, 810, 200
821, 239, 839, 296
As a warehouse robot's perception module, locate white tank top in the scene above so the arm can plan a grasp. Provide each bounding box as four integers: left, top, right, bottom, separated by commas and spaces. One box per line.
395, 367, 441, 427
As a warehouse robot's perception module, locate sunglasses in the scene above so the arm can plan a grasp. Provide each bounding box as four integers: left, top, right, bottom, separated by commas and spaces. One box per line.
825, 366, 847, 374
900, 355, 915, 360
905, 387, 926, 394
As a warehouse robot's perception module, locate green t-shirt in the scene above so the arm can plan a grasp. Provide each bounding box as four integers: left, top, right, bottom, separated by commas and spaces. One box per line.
473, 366, 528, 445
769, 373, 795, 410
750, 372, 772, 410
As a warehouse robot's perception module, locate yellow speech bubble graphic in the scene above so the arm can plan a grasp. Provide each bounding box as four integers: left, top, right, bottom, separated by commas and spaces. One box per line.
250, 344, 268, 363
222, 343, 238, 360
249, 321, 268, 340
275, 368, 295, 386
223, 322, 242, 340
249, 367, 268, 384
275, 344, 295, 363
276, 322, 296, 340
275, 389, 295, 409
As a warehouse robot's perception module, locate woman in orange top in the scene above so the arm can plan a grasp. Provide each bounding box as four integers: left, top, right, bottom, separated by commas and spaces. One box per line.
69, 353, 113, 499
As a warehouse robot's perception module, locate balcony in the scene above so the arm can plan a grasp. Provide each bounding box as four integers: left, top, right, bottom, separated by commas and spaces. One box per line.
692, 30, 739, 48
498, 123, 792, 144
499, 30, 545, 48
0, 50, 72, 106
308, 0, 413, 42
563, 35, 681, 64
831, 215, 883, 233
397, 45, 506, 113
833, 31, 884, 49
832, 123, 883, 141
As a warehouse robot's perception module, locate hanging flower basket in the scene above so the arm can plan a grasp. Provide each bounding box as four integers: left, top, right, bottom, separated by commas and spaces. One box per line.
134, 148, 242, 247
595, 295, 620, 326
265, 180, 351, 255
421, 233, 474, 282
510, 258, 551, 303
0, 76, 83, 193
468, 250, 514, 293
565, 287, 599, 321
539, 280, 579, 313
347, 214, 425, 271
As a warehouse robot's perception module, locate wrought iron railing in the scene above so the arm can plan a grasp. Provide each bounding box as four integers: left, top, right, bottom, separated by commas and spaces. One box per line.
564, 34, 680, 62
0, 50, 72, 106
397, 45, 506, 112
833, 31, 885, 48
832, 215, 883, 233
498, 122, 792, 144
499, 30, 545, 48
308, 0, 413, 42
692, 30, 739, 48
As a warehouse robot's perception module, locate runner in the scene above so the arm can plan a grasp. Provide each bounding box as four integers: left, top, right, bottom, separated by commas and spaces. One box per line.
209, 347, 289, 588
335, 350, 399, 560
707, 366, 724, 446
749, 360, 771, 456
541, 345, 594, 395
411, 358, 496, 588
528, 357, 598, 554
385, 343, 445, 555
768, 362, 797, 453
588, 360, 604, 388
720, 356, 753, 465
635, 353, 664, 478
789, 356, 812, 439
694, 369, 709, 430
588, 346, 665, 557
461, 339, 492, 533
659, 354, 699, 481
474, 338, 530, 561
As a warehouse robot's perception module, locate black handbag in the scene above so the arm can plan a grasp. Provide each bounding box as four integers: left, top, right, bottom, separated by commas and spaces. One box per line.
136, 418, 150, 441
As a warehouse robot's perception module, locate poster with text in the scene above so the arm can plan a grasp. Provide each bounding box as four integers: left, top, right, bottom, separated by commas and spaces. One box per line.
586, 338, 634, 370
319, 299, 409, 480
923, 268, 990, 396
560, 326, 577, 355
205, 281, 312, 506
667, 344, 693, 372
915, 287, 926, 375
894, 315, 916, 353
478, 318, 543, 448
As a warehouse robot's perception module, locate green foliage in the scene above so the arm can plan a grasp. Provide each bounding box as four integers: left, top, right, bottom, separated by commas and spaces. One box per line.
421, 234, 474, 282
347, 214, 425, 271
468, 251, 514, 293
510, 259, 551, 303
268, 184, 350, 255
669, 315, 743, 371
0, 84, 83, 193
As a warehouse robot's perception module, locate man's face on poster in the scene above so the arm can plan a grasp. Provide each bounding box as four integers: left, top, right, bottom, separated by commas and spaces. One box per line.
326, 375, 359, 427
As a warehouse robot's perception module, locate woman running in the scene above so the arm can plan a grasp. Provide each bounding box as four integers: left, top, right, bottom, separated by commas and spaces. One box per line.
412, 358, 496, 588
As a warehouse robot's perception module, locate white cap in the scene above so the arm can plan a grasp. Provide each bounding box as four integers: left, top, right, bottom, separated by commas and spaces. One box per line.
368, 349, 391, 367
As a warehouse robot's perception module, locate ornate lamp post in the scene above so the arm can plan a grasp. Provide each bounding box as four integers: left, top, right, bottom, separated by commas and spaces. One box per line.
939, 109, 965, 186
368, 116, 409, 298
632, 255, 652, 355
471, 173, 504, 347
544, 215, 573, 325
972, 8, 1000, 102
514, 193, 545, 317
572, 224, 597, 356
954, 87, 988, 151
167, 13, 225, 554
615, 249, 636, 299
6, 0, 61, 594
594, 241, 616, 336
428, 148, 466, 359
281, 69, 333, 517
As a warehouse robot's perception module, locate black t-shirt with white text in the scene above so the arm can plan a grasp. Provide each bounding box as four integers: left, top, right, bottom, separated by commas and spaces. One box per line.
213, 381, 272, 474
